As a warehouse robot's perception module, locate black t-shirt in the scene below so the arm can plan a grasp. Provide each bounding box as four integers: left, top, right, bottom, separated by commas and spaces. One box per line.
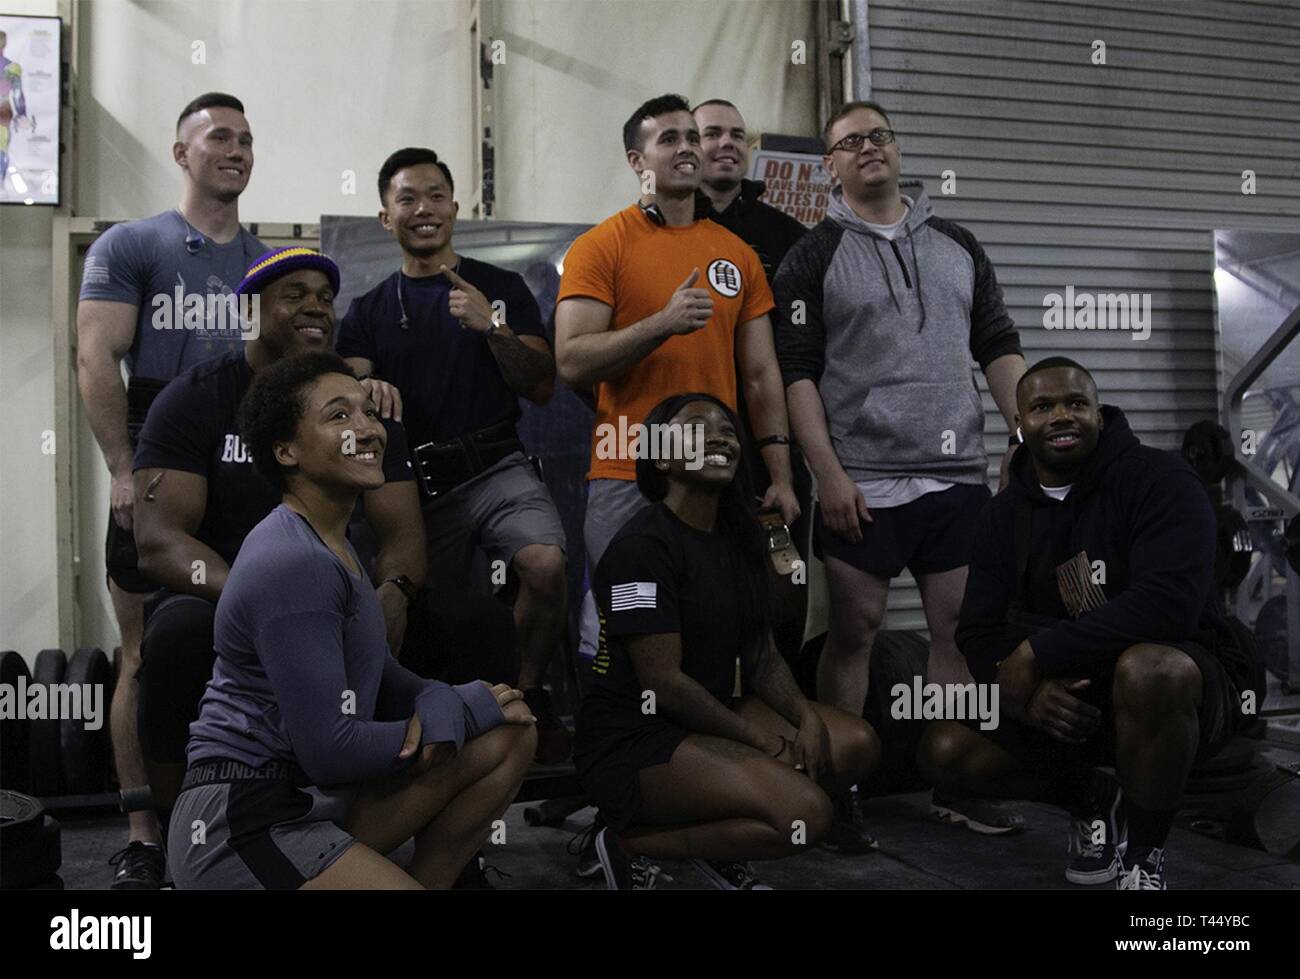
589, 502, 745, 711
133, 350, 414, 567
335, 257, 546, 447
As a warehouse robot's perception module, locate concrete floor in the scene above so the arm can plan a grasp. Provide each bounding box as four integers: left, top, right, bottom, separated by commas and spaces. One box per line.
50, 788, 1299, 891
31, 678, 1300, 890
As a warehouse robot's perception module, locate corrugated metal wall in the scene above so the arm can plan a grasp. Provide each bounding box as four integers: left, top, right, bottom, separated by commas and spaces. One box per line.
863, 0, 1300, 631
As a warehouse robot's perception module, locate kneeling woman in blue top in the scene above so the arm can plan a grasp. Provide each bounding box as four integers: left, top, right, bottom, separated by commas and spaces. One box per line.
575, 392, 881, 889
168, 351, 537, 889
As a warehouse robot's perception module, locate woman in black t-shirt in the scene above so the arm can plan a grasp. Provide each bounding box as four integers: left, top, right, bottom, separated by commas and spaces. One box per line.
575, 393, 881, 889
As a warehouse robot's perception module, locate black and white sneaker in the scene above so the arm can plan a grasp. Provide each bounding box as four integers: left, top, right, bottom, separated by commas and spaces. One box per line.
1117, 847, 1167, 890
691, 859, 773, 890
108, 841, 167, 890
568, 818, 604, 879
594, 828, 667, 890
1066, 767, 1126, 885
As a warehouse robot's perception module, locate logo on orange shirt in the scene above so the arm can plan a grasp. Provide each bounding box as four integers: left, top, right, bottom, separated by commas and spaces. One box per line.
707, 259, 742, 298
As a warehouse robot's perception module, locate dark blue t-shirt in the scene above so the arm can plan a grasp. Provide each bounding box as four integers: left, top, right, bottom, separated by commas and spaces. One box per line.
133, 350, 414, 568
334, 257, 545, 447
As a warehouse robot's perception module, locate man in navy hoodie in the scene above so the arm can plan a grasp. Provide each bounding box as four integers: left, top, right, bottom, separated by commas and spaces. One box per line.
920, 358, 1251, 889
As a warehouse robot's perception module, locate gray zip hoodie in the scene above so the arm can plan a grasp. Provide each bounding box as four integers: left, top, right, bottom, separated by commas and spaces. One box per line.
772, 184, 1020, 484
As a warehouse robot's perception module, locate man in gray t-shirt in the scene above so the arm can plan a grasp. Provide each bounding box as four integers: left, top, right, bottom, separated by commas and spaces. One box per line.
80, 208, 265, 381
75, 91, 266, 891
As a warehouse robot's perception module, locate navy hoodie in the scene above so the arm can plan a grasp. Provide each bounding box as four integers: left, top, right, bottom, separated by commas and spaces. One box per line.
957, 405, 1250, 690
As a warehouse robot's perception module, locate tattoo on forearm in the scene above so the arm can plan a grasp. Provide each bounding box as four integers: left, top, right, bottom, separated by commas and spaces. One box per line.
489, 332, 554, 395
748, 639, 806, 720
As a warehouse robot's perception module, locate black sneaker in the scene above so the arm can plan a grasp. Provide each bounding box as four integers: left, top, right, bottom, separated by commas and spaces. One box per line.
1067, 767, 1126, 885
594, 828, 666, 890
1117, 847, 1166, 890
691, 859, 773, 890
452, 850, 512, 889
932, 792, 1026, 835
522, 687, 573, 765
568, 817, 604, 879
821, 789, 879, 854
108, 841, 166, 890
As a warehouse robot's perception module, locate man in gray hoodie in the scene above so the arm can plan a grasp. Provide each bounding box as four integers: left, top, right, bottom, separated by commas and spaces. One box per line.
773, 100, 1026, 836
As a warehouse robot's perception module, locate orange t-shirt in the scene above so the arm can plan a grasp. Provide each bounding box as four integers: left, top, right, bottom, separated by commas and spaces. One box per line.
558, 205, 774, 480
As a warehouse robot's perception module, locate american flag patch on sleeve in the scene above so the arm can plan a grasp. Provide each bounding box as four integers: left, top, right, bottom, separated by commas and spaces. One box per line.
610, 581, 657, 612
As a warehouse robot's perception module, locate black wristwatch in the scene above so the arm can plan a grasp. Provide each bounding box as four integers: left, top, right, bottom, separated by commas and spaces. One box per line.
382, 574, 418, 602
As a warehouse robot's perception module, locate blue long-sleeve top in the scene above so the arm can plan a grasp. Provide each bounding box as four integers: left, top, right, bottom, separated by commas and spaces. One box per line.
187, 504, 504, 785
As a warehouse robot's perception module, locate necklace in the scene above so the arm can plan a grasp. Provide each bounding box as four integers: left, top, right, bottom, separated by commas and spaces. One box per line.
396, 257, 461, 330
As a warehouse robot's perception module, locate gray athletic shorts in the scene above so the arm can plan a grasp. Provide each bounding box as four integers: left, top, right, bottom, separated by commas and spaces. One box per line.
578, 479, 651, 658
167, 758, 356, 890
424, 451, 567, 592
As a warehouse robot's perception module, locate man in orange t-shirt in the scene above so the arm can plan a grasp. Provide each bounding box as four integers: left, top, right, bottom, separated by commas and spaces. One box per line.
555, 93, 799, 663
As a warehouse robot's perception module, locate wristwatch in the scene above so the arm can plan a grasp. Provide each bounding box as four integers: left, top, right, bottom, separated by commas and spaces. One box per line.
382, 574, 418, 602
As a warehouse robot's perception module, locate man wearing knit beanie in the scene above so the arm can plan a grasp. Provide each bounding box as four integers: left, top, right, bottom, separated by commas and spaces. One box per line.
128, 247, 426, 842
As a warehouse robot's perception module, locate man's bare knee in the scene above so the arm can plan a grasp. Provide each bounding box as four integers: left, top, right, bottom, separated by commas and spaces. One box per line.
775, 782, 834, 850
1114, 643, 1200, 711
918, 722, 972, 782
512, 545, 565, 601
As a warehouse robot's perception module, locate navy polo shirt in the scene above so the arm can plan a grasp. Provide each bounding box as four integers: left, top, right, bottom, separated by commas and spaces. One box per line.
335, 257, 546, 447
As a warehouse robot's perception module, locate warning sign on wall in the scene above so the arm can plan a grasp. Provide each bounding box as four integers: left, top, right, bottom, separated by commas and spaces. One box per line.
748, 148, 832, 228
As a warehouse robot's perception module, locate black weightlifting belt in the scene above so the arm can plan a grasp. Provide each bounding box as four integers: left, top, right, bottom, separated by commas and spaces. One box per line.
414, 418, 523, 499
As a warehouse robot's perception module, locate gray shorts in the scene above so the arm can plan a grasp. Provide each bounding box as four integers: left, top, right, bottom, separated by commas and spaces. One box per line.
579, 479, 651, 657
424, 451, 567, 592
167, 759, 356, 890
583, 478, 650, 569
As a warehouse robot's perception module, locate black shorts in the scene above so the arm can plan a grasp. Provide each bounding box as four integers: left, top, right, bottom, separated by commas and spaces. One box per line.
967, 638, 1239, 775
574, 697, 691, 834
105, 509, 157, 594
105, 378, 166, 594
815, 482, 991, 578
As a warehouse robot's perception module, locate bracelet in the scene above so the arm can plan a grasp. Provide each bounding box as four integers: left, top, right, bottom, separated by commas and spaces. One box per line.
382, 574, 418, 602
757, 434, 791, 449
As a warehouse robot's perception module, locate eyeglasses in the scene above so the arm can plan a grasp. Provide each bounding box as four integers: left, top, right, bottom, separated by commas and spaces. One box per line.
828, 129, 896, 153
